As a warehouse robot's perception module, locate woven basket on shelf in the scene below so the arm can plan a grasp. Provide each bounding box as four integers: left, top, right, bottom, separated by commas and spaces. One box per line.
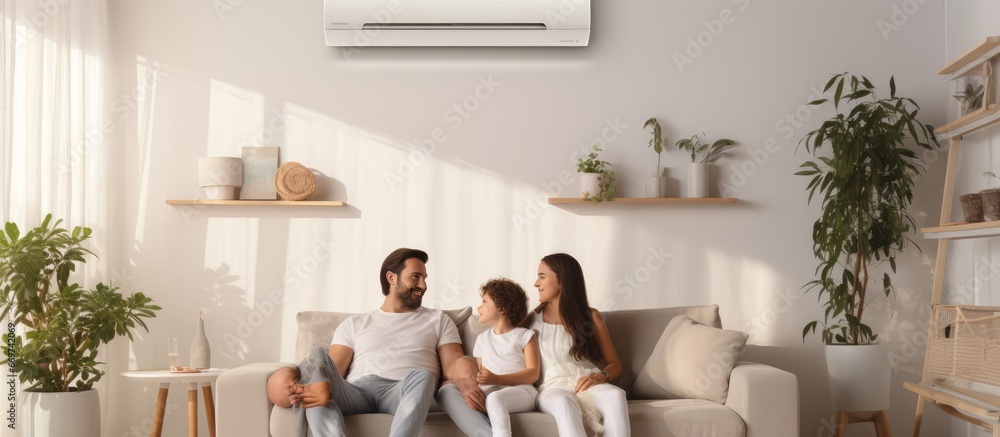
927, 305, 1000, 387
274, 162, 316, 201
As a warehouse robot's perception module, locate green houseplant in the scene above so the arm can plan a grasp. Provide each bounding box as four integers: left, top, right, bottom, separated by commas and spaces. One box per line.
675, 133, 735, 198
0, 214, 159, 435
796, 73, 940, 411
576, 145, 616, 203
644, 117, 669, 197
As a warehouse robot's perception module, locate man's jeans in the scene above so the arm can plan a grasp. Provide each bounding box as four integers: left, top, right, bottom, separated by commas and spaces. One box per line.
296, 347, 436, 437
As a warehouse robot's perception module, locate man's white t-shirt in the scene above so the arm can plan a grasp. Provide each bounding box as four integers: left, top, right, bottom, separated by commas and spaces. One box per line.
473, 327, 535, 376
332, 306, 461, 384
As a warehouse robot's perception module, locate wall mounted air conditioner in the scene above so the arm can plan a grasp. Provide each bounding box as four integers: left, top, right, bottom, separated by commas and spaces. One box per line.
324, 0, 590, 47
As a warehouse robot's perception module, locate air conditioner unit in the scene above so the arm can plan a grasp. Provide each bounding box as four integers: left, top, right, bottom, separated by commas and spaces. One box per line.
324, 0, 590, 47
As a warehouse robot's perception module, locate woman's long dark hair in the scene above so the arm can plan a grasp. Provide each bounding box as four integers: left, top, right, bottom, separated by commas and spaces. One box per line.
531, 253, 602, 364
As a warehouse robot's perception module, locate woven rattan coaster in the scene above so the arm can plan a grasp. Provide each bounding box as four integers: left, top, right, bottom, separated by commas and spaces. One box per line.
274, 162, 316, 201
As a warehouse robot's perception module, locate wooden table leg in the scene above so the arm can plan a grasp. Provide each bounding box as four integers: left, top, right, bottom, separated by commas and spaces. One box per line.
835, 410, 849, 437
188, 382, 198, 437
202, 385, 216, 437
151, 383, 169, 437
875, 410, 892, 437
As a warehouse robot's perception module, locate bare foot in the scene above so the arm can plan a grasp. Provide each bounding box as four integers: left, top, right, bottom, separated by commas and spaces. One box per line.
298, 381, 331, 408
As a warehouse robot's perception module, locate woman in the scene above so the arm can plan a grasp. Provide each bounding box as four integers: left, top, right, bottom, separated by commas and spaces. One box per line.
527, 253, 630, 436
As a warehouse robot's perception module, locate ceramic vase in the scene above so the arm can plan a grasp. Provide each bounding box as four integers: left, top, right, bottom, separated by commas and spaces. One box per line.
825, 343, 891, 411
687, 163, 708, 198
19, 390, 100, 437
580, 173, 601, 199
645, 168, 669, 198
190, 319, 211, 369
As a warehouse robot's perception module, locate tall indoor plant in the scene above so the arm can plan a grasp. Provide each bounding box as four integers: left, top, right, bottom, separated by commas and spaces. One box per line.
0, 214, 160, 436
797, 73, 939, 411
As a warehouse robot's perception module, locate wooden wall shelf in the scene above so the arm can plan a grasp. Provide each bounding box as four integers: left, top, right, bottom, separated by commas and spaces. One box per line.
938, 36, 1000, 75
548, 197, 737, 204
166, 200, 345, 206
921, 221, 1000, 240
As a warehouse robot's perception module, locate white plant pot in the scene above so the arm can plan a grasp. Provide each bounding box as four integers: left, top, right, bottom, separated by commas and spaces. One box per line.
199, 157, 243, 200
645, 168, 669, 198
825, 343, 891, 411
19, 390, 101, 437
687, 163, 708, 198
580, 173, 601, 198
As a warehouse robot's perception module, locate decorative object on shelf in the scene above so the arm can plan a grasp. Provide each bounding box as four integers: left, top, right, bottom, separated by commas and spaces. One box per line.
190, 307, 211, 369
0, 215, 160, 437
960, 193, 985, 222
796, 73, 939, 421
576, 145, 616, 203
935, 36, 1000, 140
240, 147, 280, 200
954, 81, 985, 116
643, 117, 669, 198
274, 162, 317, 201
981, 189, 1000, 221
675, 133, 735, 198
198, 157, 243, 200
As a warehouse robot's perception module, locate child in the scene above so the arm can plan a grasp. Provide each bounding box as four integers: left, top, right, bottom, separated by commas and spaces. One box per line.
530, 253, 630, 436
474, 278, 541, 437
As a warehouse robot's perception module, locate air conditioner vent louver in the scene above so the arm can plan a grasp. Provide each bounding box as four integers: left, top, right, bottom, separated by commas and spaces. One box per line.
362, 23, 547, 31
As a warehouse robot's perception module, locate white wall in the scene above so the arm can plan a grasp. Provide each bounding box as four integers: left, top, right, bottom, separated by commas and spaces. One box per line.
102, 1, 951, 436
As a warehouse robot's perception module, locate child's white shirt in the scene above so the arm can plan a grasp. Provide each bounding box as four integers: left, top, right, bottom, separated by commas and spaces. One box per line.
473, 326, 535, 377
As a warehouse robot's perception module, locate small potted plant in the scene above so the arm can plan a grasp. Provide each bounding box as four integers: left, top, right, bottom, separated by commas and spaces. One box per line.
576, 145, 616, 203
644, 117, 669, 198
954, 82, 985, 116
675, 133, 735, 198
0, 214, 160, 437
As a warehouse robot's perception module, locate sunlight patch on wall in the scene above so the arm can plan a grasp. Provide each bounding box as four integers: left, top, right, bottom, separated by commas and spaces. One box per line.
204, 218, 260, 308
206, 79, 266, 155
705, 249, 791, 345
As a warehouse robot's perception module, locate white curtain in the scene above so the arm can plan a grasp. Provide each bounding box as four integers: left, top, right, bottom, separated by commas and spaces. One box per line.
0, 1, 110, 436
1, 0, 109, 247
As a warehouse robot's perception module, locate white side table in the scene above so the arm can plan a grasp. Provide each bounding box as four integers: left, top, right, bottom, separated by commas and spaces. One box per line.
121, 369, 226, 437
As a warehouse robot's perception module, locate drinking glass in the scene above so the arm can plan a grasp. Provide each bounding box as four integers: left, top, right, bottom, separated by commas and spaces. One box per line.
167, 338, 179, 369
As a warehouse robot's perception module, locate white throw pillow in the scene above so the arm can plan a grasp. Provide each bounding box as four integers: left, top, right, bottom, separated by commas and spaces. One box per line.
631, 315, 749, 403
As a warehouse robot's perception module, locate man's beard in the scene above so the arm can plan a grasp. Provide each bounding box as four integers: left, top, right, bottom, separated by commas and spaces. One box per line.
395, 283, 424, 309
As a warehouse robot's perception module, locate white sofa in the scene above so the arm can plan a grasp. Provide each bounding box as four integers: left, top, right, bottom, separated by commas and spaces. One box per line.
215, 305, 799, 437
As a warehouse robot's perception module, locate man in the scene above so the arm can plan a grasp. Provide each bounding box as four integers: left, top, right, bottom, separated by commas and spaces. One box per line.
286, 248, 486, 437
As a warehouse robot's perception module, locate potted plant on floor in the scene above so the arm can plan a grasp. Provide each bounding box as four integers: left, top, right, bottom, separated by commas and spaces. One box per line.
675, 133, 735, 198
797, 73, 940, 413
0, 214, 160, 437
644, 117, 669, 198
576, 145, 616, 203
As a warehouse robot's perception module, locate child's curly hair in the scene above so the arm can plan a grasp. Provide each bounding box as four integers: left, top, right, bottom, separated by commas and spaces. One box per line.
481, 278, 529, 327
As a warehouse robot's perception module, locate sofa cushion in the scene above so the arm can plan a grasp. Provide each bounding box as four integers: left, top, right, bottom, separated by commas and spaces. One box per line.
295, 307, 473, 362
632, 315, 748, 403
268, 399, 743, 437
460, 315, 491, 357
601, 305, 721, 397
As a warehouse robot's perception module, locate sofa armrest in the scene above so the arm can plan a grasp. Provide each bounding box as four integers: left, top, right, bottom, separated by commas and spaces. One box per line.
216, 362, 297, 437
724, 362, 799, 437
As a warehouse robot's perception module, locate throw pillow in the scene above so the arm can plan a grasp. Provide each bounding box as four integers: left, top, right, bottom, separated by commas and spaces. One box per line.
631, 315, 749, 403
